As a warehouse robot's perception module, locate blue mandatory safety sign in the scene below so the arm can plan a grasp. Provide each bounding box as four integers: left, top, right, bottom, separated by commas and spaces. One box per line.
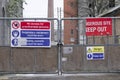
93, 53, 104, 59
87, 54, 93, 58
87, 53, 104, 60
12, 30, 19, 37
21, 39, 50, 46
12, 39, 18, 46
20, 30, 50, 38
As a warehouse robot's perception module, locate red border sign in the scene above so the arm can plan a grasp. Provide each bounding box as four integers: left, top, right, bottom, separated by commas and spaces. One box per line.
12, 21, 20, 29
21, 22, 50, 29
86, 18, 112, 36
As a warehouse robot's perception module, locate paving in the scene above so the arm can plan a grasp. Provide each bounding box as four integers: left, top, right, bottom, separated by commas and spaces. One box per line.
0, 73, 120, 80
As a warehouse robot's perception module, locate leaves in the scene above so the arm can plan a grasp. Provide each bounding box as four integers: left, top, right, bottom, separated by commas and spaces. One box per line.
6, 0, 26, 17
78, 0, 120, 17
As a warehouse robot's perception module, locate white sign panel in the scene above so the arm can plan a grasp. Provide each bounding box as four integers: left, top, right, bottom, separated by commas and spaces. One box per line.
11, 21, 51, 47
63, 47, 73, 54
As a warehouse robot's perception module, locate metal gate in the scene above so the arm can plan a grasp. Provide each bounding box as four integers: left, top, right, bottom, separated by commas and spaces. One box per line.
0, 17, 60, 74
0, 17, 120, 75
61, 17, 120, 74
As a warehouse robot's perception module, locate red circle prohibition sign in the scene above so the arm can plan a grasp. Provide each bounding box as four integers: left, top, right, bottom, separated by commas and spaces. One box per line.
12, 21, 20, 29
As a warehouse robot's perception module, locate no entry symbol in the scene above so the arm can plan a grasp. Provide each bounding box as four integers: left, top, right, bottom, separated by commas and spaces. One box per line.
12, 21, 20, 29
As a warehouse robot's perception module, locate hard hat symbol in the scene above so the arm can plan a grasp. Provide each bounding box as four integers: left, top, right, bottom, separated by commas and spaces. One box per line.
12, 30, 19, 37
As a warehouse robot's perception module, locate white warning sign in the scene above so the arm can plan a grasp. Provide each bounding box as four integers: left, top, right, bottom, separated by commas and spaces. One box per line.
86, 46, 105, 60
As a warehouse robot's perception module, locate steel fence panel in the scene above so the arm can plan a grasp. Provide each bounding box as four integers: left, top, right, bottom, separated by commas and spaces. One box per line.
61, 17, 120, 73
0, 17, 120, 75
61, 17, 120, 45
0, 17, 59, 74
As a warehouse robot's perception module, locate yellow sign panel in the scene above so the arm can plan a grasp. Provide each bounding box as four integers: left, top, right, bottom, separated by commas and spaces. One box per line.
87, 46, 104, 53
92, 46, 104, 53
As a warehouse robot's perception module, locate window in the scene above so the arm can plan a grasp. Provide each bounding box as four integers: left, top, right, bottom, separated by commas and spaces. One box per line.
109, 0, 115, 7
71, 29, 74, 35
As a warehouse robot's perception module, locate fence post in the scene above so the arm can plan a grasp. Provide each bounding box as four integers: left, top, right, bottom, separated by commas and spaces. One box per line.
57, 19, 63, 75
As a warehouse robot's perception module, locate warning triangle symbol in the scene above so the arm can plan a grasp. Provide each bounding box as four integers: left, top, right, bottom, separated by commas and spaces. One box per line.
87, 48, 92, 53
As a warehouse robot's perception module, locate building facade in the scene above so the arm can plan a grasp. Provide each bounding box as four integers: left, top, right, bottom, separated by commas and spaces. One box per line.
64, 0, 120, 45
64, 0, 78, 44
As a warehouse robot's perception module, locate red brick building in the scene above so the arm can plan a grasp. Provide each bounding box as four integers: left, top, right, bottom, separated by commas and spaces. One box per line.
64, 0, 78, 44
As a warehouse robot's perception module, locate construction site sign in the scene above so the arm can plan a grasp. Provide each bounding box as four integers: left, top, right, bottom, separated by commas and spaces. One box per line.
86, 18, 112, 36
11, 21, 51, 47
86, 46, 105, 60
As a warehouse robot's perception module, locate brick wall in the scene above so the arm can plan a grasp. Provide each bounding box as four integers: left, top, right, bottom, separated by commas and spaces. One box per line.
64, 0, 78, 44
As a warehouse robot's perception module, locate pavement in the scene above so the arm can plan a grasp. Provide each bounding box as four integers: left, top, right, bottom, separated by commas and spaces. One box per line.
0, 73, 120, 80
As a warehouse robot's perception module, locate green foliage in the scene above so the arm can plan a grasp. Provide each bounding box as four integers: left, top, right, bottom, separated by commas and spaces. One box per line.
6, 0, 25, 17
78, 0, 120, 17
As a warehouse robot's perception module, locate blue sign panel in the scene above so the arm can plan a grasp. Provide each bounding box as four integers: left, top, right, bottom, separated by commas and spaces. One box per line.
93, 53, 104, 59
21, 39, 50, 46
87, 53, 104, 60
21, 30, 50, 38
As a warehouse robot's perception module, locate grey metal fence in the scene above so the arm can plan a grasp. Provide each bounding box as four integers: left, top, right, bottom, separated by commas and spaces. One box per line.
61, 17, 120, 73
0, 17, 61, 74
61, 17, 120, 45
0, 17, 119, 75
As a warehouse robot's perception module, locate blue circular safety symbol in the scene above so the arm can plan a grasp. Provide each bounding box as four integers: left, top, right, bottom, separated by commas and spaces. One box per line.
12, 30, 19, 37
12, 39, 18, 46
87, 54, 92, 59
